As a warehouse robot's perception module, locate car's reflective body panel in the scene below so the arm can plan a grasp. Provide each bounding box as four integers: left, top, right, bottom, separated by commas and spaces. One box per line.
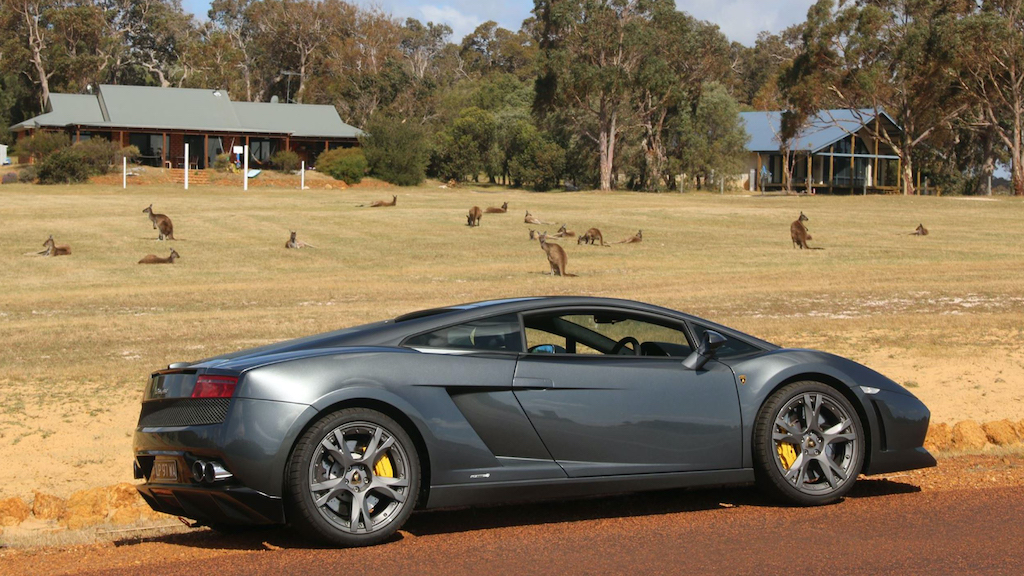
134, 297, 934, 526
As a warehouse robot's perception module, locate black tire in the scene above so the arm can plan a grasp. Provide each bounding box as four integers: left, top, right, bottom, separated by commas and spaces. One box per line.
286, 408, 420, 547
753, 381, 864, 506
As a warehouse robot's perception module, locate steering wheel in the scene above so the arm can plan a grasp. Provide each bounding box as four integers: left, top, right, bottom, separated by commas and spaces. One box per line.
610, 336, 641, 356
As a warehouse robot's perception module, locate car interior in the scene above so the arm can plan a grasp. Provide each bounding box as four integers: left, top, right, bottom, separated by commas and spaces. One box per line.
523, 312, 694, 357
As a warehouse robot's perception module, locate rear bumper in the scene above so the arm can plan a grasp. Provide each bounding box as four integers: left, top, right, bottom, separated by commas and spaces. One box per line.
137, 483, 284, 525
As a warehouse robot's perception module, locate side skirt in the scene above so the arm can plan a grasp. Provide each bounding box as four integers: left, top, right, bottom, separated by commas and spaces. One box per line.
425, 468, 755, 510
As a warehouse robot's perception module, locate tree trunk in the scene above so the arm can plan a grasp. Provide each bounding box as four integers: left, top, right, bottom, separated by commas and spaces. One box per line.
598, 106, 616, 191
902, 157, 915, 196
22, 4, 51, 110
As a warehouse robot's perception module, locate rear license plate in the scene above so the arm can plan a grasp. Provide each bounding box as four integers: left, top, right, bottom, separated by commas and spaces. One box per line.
151, 459, 179, 483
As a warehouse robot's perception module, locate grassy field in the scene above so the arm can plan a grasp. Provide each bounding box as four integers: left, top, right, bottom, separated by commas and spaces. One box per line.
1, 178, 1023, 499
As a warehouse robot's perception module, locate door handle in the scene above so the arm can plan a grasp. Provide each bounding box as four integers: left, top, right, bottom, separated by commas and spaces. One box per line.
513, 377, 554, 390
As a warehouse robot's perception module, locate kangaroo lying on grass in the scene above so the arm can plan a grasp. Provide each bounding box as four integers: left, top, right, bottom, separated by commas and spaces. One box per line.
285, 230, 317, 249
485, 202, 509, 214
38, 235, 71, 256
138, 248, 180, 264
467, 206, 483, 227
790, 212, 813, 249
529, 229, 540, 240
615, 230, 643, 244
525, 210, 551, 225
578, 228, 609, 246
366, 195, 397, 208
539, 232, 576, 277
911, 223, 929, 236
143, 204, 175, 241
554, 224, 576, 238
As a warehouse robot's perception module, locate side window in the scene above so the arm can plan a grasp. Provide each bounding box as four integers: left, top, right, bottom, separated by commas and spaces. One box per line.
691, 323, 760, 358
523, 312, 693, 357
404, 314, 523, 353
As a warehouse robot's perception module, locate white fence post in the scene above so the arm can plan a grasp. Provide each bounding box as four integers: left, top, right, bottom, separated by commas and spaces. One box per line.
184, 143, 189, 190
122, 156, 127, 189
301, 160, 305, 190
243, 145, 249, 191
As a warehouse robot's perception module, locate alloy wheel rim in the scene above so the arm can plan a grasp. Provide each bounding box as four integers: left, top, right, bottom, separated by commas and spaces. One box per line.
772, 392, 858, 495
308, 421, 411, 534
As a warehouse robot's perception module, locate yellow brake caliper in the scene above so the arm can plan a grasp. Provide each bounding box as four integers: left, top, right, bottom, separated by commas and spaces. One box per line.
373, 454, 394, 478
777, 440, 798, 470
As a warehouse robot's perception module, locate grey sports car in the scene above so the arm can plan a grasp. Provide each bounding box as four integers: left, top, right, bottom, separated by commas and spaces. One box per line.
133, 296, 934, 546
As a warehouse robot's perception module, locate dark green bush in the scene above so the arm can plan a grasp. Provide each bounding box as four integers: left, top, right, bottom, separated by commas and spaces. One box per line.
18, 166, 37, 183
317, 148, 368, 184
37, 148, 91, 184
11, 131, 70, 161
271, 149, 301, 172
360, 115, 428, 186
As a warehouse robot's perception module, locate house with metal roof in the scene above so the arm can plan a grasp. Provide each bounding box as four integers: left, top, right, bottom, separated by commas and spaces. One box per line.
10, 85, 362, 169
739, 109, 904, 194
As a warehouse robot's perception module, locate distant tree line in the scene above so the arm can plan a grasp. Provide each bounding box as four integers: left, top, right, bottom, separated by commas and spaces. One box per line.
1, 0, 1022, 195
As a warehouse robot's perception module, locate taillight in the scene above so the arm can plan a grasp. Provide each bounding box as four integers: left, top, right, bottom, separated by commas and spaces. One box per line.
191, 375, 238, 398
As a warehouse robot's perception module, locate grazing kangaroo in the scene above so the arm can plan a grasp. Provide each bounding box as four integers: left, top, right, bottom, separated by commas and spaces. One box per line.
539, 233, 576, 277
790, 212, 812, 249
285, 230, 316, 249
911, 223, 929, 236
467, 206, 483, 227
524, 210, 551, 225
42, 235, 71, 256
368, 195, 397, 208
138, 248, 180, 264
615, 230, 643, 244
554, 224, 576, 238
142, 204, 175, 240
485, 202, 508, 214
578, 228, 609, 247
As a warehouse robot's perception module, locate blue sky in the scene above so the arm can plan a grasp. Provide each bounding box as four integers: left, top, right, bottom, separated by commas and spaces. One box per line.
180, 0, 816, 46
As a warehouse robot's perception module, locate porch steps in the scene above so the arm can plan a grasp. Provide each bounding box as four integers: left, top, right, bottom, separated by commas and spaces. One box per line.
170, 169, 209, 185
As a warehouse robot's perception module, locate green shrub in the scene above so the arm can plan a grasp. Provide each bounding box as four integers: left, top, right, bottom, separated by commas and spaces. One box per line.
317, 148, 367, 184
37, 148, 91, 184
18, 166, 37, 183
271, 149, 301, 172
213, 152, 232, 171
360, 115, 428, 186
75, 139, 138, 175
11, 131, 70, 161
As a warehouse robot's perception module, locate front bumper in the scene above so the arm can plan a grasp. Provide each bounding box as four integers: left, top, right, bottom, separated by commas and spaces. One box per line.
863, 389, 937, 475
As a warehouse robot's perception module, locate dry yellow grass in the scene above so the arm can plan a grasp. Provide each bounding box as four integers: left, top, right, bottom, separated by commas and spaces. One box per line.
1, 180, 1023, 500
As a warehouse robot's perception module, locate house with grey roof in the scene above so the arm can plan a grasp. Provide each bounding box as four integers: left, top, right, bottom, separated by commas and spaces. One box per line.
739, 109, 904, 194
10, 85, 361, 169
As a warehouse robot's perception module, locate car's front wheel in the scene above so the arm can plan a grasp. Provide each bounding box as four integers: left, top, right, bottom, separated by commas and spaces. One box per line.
287, 408, 420, 547
753, 381, 864, 505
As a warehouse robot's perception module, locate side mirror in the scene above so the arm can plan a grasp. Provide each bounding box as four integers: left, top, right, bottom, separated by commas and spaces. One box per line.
681, 330, 727, 371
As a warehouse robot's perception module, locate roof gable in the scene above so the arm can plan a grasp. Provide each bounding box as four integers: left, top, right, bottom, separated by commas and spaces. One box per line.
97, 84, 243, 132
740, 109, 900, 153
231, 101, 361, 139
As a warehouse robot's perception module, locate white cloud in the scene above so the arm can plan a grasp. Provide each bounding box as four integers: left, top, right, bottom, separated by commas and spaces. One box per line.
418, 5, 484, 43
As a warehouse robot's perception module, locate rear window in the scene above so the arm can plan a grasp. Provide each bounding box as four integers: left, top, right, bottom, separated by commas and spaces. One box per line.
403, 314, 523, 353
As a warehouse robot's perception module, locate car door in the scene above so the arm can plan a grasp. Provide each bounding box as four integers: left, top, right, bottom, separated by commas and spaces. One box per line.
512, 309, 743, 478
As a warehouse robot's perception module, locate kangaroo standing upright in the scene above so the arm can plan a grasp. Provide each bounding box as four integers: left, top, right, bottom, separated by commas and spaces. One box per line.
138, 248, 180, 264
42, 235, 71, 256
467, 206, 483, 227
615, 230, 643, 244
578, 228, 609, 246
790, 212, 812, 249
539, 233, 574, 277
485, 202, 508, 214
143, 204, 175, 240
369, 195, 397, 208
911, 223, 929, 236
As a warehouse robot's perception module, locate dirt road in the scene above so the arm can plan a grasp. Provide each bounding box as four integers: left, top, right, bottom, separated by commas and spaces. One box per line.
3, 456, 1023, 575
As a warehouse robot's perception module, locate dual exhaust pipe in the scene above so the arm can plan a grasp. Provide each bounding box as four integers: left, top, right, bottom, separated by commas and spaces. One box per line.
191, 460, 233, 484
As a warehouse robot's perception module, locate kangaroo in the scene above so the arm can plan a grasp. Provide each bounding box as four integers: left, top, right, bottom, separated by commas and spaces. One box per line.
368, 195, 397, 208
142, 204, 175, 240
554, 224, 576, 238
42, 235, 71, 256
578, 228, 609, 247
911, 223, 929, 236
529, 229, 539, 241
467, 206, 483, 227
138, 248, 180, 264
285, 230, 316, 249
539, 233, 576, 277
525, 210, 551, 225
790, 212, 812, 249
485, 202, 509, 214
615, 230, 643, 244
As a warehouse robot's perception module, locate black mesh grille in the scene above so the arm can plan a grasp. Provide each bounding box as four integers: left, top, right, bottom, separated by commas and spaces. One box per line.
138, 398, 231, 427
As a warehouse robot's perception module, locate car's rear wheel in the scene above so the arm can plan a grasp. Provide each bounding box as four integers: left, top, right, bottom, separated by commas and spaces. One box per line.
287, 408, 420, 547
753, 381, 864, 505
